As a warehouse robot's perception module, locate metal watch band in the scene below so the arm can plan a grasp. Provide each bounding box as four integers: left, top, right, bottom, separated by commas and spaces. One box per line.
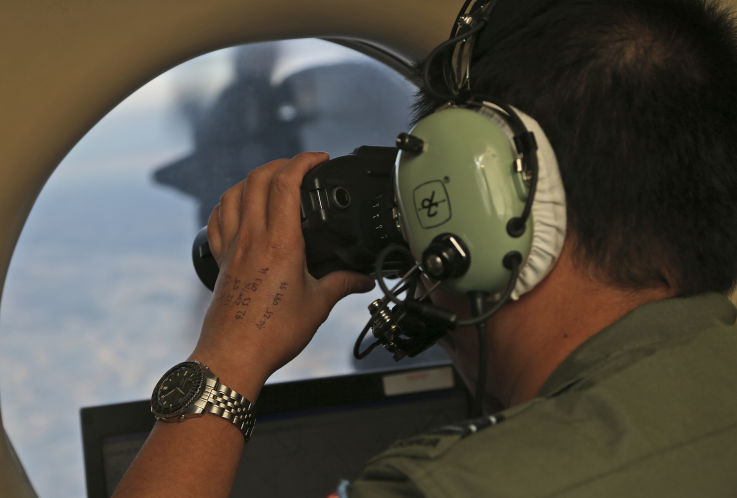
204, 382, 256, 441
152, 361, 256, 442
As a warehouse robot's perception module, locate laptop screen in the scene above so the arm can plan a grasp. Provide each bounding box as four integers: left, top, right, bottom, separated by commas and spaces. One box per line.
81, 365, 470, 497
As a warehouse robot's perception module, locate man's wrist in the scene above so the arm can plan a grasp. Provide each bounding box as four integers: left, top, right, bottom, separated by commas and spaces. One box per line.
187, 350, 268, 403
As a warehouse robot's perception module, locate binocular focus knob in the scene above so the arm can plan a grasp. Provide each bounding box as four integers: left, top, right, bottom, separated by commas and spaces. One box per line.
421, 233, 470, 280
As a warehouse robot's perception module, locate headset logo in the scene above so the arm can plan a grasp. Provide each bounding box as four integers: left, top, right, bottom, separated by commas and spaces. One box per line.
414, 180, 451, 228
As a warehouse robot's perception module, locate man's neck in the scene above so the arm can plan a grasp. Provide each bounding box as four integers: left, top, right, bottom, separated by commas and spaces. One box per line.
485, 242, 676, 407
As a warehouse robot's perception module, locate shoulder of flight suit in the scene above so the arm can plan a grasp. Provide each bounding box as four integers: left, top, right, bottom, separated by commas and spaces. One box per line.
348, 298, 737, 497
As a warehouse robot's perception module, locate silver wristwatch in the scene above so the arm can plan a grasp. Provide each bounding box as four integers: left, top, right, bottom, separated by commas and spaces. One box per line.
151, 360, 255, 441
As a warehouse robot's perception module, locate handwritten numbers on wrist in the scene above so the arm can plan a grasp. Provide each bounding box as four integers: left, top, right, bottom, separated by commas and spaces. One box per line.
217, 268, 289, 331
255, 282, 288, 330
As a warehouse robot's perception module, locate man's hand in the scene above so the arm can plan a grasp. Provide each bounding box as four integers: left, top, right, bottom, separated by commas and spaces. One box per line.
191, 152, 375, 400
114, 153, 375, 498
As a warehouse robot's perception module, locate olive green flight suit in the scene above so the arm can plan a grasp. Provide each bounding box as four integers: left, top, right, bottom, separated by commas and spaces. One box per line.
347, 293, 737, 497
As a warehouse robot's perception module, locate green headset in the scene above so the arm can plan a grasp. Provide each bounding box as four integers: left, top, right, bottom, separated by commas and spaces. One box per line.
390, 0, 566, 300
359, 0, 567, 413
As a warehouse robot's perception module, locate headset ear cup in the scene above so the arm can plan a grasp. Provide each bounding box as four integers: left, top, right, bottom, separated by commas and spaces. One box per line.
508, 107, 567, 300
466, 100, 566, 298
395, 105, 538, 295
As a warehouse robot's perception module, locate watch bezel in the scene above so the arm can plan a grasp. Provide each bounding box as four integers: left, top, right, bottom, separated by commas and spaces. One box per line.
151, 361, 206, 419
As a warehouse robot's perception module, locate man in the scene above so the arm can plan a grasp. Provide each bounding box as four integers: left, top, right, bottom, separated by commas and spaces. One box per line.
115, 0, 737, 496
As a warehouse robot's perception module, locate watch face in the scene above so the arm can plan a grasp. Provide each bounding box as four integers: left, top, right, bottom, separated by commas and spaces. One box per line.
151, 362, 205, 417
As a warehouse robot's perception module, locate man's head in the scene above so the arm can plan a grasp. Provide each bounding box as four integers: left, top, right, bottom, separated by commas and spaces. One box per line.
416, 0, 737, 296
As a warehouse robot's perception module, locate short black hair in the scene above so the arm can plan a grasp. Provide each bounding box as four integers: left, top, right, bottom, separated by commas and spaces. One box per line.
415, 0, 737, 295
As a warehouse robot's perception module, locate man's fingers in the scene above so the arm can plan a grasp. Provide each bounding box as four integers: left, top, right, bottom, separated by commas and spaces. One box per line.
218, 179, 247, 248
206, 206, 223, 263
267, 152, 329, 234
209, 153, 327, 265
241, 159, 289, 232
208, 159, 287, 260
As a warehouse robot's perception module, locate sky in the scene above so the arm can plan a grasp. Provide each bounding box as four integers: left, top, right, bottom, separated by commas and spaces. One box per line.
0, 40, 442, 497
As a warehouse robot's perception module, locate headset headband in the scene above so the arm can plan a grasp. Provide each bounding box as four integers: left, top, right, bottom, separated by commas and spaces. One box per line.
440, 0, 558, 98
448, 0, 498, 94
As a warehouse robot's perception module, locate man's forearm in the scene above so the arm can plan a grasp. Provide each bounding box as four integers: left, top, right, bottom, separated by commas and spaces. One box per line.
112, 353, 268, 498
112, 153, 374, 496
113, 413, 245, 498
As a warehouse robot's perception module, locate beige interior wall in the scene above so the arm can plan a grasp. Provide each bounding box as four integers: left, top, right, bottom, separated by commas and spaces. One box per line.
0, 1, 462, 495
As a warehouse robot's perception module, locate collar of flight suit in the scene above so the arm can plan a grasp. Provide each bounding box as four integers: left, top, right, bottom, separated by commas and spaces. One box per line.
536, 292, 737, 398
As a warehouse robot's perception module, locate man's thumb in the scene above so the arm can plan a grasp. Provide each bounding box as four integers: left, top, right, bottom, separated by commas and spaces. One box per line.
318, 271, 376, 304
